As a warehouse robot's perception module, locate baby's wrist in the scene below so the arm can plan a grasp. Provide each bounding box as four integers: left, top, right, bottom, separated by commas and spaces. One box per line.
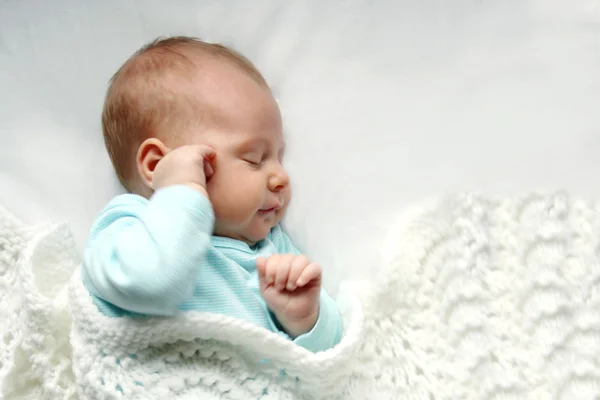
182, 182, 209, 198
277, 309, 319, 339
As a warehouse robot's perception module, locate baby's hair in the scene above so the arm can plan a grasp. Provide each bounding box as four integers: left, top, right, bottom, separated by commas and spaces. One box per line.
102, 36, 267, 192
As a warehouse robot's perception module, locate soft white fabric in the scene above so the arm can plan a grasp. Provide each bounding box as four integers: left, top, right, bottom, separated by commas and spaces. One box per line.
2, 1, 600, 295
0, 207, 76, 399
2, 192, 600, 399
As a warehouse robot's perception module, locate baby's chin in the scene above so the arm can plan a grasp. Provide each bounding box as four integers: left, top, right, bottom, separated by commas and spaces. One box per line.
243, 222, 279, 245
245, 229, 273, 245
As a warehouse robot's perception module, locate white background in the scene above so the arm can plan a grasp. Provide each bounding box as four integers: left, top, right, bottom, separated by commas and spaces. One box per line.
1, 0, 599, 293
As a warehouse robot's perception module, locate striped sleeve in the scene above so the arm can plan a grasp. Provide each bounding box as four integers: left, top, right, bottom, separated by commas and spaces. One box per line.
82, 185, 214, 316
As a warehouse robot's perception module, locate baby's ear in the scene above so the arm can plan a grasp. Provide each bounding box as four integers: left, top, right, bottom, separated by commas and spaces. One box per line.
136, 138, 169, 191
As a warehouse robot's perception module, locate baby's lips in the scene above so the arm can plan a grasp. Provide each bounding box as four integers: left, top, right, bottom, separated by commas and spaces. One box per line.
260, 204, 282, 212
260, 199, 284, 211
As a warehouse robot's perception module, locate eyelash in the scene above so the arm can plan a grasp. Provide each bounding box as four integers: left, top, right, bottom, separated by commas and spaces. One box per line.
244, 157, 263, 167
244, 151, 284, 167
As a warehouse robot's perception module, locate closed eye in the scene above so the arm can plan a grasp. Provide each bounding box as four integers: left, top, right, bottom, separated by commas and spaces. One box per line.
243, 158, 262, 167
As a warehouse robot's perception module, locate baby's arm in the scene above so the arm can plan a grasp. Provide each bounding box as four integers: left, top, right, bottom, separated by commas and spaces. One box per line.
84, 144, 215, 316
83, 186, 214, 316
266, 226, 343, 352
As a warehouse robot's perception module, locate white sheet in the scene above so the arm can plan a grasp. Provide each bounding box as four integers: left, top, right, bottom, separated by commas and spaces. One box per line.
1, 0, 599, 293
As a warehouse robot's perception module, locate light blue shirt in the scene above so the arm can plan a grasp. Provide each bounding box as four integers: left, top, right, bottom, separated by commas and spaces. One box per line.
82, 185, 342, 352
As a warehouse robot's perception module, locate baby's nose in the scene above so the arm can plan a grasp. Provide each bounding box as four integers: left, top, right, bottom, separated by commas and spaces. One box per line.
269, 169, 289, 191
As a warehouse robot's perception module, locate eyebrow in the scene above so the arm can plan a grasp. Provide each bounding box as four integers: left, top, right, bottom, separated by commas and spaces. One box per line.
238, 137, 267, 151
238, 136, 285, 153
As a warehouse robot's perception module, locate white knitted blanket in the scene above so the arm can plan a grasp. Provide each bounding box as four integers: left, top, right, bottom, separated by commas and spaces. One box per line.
1, 193, 600, 399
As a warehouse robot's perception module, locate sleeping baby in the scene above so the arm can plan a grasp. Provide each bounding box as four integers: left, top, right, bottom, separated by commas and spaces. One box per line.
82, 36, 342, 352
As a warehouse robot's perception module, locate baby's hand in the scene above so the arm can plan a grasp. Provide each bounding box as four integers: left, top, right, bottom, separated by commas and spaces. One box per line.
152, 144, 216, 197
256, 254, 322, 338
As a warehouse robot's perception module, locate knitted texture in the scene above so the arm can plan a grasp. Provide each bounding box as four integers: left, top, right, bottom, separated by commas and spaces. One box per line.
1, 193, 600, 399
0, 208, 76, 399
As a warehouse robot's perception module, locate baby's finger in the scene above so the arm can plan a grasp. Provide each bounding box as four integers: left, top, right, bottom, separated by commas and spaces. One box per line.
274, 262, 290, 291
296, 263, 322, 287
272, 254, 294, 289
287, 255, 310, 291
256, 257, 267, 277
264, 255, 280, 285
204, 161, 214, 179
198, 145, 216, 159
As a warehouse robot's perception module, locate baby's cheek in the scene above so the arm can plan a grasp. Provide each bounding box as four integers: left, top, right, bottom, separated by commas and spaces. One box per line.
217, 186, 262, 221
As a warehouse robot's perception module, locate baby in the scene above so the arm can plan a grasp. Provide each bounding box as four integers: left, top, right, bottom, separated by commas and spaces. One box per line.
82, 36, 342, 352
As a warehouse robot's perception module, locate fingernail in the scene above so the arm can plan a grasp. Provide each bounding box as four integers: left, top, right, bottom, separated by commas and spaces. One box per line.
297, 279, 305, 286
286, 283, 295, 291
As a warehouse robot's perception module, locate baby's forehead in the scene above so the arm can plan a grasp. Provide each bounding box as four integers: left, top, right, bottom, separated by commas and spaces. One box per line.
169, 52, 269, 105
237, 134, 286, 149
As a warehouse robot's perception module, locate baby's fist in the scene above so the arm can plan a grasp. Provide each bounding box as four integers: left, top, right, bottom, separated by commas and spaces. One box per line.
256, 254, 322, 337
152, 144, 215, 196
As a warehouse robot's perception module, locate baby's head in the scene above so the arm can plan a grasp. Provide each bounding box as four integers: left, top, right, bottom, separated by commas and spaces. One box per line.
102, 36, 291, 245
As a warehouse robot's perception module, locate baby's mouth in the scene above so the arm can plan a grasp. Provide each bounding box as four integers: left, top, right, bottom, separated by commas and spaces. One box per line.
259, 202, 283, 213
259, 206, 279, 213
